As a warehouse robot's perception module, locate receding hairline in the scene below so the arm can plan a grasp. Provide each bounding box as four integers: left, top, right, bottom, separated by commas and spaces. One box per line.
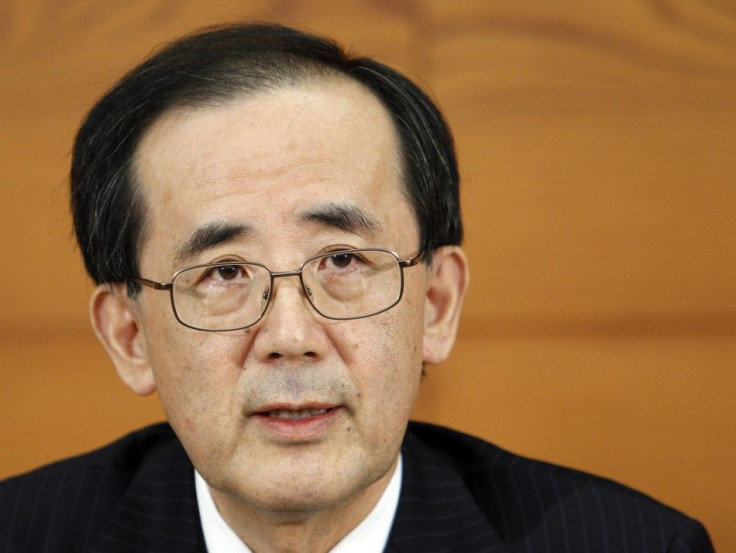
127, 72, 413, 272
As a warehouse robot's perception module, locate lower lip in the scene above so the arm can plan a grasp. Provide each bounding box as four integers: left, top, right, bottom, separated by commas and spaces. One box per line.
252, 407, 341, 441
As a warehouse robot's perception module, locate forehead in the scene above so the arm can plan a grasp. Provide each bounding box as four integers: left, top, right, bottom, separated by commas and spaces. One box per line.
133, 78, 416, 268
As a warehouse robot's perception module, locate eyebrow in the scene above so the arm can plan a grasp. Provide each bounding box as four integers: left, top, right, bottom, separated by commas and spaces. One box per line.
297, 202, 381, 236
174, 222, 252, 264
172, 203, 379, 264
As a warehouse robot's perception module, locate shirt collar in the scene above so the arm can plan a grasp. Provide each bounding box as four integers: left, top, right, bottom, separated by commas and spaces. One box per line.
195, 456, 402, 553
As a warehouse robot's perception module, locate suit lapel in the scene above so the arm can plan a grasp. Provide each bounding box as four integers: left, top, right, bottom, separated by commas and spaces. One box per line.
385, 429, 509, 553
88, 434, 206, 553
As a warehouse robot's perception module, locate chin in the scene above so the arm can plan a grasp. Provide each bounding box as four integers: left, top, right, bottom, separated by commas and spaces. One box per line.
231, 478, 359, 517
224, 460, 390, 517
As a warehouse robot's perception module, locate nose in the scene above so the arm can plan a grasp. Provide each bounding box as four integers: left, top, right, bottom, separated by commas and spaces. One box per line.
251, 274, 328, 362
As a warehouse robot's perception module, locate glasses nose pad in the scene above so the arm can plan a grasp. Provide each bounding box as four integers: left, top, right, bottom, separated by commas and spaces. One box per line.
305, 285, 313, 297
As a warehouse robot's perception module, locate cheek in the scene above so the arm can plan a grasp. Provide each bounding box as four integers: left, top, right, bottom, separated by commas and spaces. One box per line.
143, 319, 253, 432
347, 305, 424, 431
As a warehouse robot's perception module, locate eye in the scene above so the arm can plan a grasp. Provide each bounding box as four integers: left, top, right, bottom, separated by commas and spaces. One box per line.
214, 265, 242, 281
327, 252, 357, 269
200, 263, 250, 284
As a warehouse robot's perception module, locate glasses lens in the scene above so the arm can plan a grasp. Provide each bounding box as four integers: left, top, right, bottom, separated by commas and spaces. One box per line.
302, 250, 402, 319
172, 263, 270, 330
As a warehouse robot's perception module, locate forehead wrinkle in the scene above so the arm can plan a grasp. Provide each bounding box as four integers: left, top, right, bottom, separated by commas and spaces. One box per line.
297, 202, 382, 237
174, 221, 253, 264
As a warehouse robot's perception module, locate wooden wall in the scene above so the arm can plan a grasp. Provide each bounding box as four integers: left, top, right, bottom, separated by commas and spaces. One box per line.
1, 1, 733, 549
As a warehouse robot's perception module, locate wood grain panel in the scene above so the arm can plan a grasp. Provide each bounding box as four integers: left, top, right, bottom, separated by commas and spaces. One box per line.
0, 337, 165, 475
420, 0, 736, 329
1, 0, 733, 550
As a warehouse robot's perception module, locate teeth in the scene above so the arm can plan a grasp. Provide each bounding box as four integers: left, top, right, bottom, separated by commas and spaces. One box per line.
268, 408, 329, 420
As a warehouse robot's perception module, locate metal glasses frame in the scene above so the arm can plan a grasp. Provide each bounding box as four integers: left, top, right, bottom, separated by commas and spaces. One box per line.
133, 248, 424, 332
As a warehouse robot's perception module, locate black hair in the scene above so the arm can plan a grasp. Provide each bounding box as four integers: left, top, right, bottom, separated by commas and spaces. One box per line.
70, 23, 462, 290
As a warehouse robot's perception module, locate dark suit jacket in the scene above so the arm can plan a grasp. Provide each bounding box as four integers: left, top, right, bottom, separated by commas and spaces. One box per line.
0, 422, 714, 552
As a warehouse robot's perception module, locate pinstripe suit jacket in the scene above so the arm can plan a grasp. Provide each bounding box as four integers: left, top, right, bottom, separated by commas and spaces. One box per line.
0, 422, 714, 552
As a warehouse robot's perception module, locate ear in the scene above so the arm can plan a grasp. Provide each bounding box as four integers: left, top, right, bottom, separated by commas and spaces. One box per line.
90, 284, 156, 396
423, 246, 469, 365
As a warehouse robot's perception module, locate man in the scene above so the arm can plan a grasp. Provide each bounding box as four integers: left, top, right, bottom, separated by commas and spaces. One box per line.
0, 23, 714, 553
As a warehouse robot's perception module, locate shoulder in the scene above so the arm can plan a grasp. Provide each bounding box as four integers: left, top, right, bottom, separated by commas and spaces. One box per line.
0, 423, 190, 552
403, 421, 714, 552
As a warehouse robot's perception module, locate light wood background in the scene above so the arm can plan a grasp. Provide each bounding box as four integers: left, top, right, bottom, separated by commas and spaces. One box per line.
1, 1, 734, 549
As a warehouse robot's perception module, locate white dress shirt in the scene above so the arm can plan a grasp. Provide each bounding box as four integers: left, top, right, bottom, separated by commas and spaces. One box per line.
195, 457, 402, 552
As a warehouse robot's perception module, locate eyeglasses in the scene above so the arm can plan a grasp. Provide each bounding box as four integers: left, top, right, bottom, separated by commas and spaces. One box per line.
133, 248, 423, 332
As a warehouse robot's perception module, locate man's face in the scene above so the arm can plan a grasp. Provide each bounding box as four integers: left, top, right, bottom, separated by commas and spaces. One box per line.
129, 78, 431, 519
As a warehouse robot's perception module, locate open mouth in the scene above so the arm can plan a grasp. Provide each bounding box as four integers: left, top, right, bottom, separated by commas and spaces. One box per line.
251, 405, 341, 439
265, 407, 332, 420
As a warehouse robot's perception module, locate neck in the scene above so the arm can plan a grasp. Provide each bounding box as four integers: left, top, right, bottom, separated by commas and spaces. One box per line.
209, 459, 399, 553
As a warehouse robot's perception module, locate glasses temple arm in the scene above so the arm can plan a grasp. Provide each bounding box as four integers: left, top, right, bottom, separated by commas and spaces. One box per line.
398, 251, 425, 268
133, 277, 173, 291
